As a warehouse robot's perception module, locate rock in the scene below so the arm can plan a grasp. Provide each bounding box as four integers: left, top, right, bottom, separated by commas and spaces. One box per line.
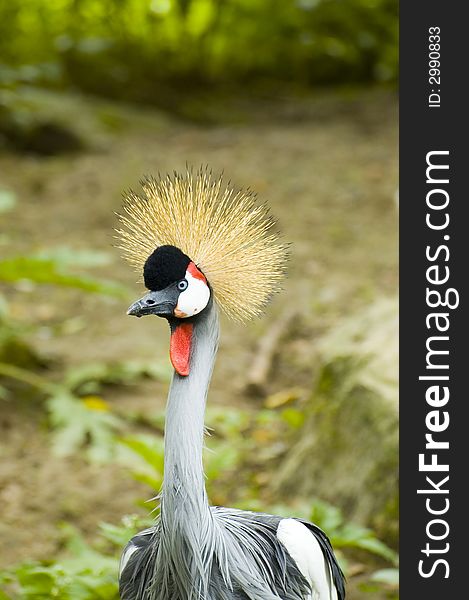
273, 297, 398, 546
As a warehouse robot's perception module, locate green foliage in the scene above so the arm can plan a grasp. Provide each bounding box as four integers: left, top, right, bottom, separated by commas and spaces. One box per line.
0, 241, 128, 373
361, 568, 399, 598
0, 189, 16, 214
0, 0, 398, 110
0, 401, 399, 598
120, 434, 166, 490
0, 516, 155, 599
0, 497, 398, 599
0, 246, 129, 459
48, 390, 122, 461
310, 500, 398, 565
64, 360, 171, 395
0, 197, 135, 453
44, 359, 170, 461
0, 254, 128, 298
370, 568, 399, 585
0, 357, 169, 461
0, 525, 120, 600
0, 203, 159, 462
99, 515, 154, 548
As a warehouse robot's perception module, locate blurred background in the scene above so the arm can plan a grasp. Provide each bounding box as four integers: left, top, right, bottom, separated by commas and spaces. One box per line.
0, 1, 398, 598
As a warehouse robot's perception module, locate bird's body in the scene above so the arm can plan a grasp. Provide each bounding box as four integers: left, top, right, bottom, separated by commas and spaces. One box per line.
120, 507, 342, 600
117, 171, 345, 600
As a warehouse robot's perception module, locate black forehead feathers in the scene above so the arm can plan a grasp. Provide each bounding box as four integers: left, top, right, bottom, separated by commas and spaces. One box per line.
144, 245, 191, 291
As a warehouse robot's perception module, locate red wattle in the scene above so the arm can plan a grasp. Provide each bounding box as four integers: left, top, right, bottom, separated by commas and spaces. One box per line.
170, 322, 193, 376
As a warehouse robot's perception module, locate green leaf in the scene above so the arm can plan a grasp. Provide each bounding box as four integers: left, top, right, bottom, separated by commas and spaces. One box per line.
47, 391, 121, 462
370, 568, 399, 586
0, 256, 128, 298
204, 442, 241, 479
310, 498, 344, 534
205, 406, 251, 437
0, 190, 16, 214
280, 407, 305, 428
131, 471, 163, 490
15, 565, 58, 597
332, 522, 398, 565
352, 535, 398, 565
3, 523, 121, 599
186, 0, 215, 37
35, 247, 113, 268
64, 359, 171, 393
120, 435, 165, 473
99, 516, 153, 548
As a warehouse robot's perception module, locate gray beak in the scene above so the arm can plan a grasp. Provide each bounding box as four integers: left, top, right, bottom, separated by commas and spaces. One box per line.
127, 290, 176, 318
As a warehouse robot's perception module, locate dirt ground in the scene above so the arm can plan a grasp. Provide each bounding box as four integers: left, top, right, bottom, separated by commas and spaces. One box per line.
0, 87, 398, 594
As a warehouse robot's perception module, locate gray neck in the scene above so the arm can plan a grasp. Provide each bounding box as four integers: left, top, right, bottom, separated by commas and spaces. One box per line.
162, 300, 219, 506
157, 300, 219, 597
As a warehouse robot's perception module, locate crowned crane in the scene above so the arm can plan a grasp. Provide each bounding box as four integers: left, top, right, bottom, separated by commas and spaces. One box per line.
116, 170, 345, 600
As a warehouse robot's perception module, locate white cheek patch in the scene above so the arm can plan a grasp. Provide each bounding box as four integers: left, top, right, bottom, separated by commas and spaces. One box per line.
175, 272, 210, 318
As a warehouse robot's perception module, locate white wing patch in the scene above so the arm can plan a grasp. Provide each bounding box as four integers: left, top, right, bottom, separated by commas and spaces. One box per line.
277, 519, 338, 600
175, 271, 210, 318
119, 527, 155, 578
119, 543, 138, 577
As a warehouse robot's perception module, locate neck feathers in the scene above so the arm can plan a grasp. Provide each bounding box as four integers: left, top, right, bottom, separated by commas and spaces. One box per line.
157, 301, 220, 598
163, 299, 219, 497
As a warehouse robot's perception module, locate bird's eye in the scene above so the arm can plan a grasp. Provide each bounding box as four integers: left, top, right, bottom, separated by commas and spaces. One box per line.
178, 279, 188, 291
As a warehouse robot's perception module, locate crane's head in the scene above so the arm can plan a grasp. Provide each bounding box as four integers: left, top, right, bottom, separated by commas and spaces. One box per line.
117, 168, 288, 376
127, 245, 211, 321
126, 245, 211, 376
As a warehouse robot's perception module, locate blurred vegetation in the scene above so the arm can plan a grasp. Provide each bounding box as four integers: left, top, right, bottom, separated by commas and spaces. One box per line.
0, 0, 397, 104
0, 191, 130, 451
0, 506, 398, 599
0, 404, 398, 599
1, 0, 398, 154
0, 515, 398, 600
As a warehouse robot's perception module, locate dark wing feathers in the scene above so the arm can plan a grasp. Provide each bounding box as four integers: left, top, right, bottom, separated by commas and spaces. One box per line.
119, 527, 159, 600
